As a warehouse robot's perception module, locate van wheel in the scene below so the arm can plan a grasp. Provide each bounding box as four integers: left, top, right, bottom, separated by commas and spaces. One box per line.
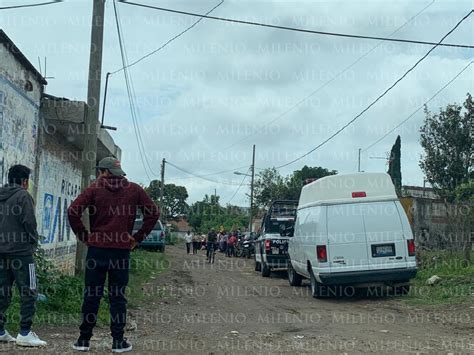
255, 261, 261, 272
309, 271, 323, 298
261, 262, 271, 277
287, 262, 302, 286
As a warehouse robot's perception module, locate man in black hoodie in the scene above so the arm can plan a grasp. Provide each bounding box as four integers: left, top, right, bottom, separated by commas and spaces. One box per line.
0, 165, 46, 347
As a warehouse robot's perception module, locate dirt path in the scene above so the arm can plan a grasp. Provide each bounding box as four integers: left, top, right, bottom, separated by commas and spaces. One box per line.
1, 244, 473, 354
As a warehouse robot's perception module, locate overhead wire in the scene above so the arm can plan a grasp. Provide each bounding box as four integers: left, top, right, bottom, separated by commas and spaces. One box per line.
225, 168, 250, 205
170, 164, 250, 180
113, 0, 154, 181
224, 0, 436, 149
118, 0, 474, 49
111, 0, 224, 75
362, 60, 473, 152
274, 9, 473, 170
0, 0, 63, 10
166, 161, 248, 186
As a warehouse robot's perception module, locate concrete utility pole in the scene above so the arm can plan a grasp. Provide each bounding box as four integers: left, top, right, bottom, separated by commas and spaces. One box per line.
160, 158, 166, 222
249, 144, 256, 233
76, 0, 106, 274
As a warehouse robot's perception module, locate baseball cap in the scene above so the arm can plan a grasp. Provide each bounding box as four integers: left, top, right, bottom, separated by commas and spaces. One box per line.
95, 157, 126, 176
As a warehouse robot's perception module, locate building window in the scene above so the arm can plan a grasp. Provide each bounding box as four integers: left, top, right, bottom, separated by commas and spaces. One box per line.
24, 80, 33, 92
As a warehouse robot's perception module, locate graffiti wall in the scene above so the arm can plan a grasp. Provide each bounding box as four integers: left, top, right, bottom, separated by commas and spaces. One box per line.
35, 137, 82, 275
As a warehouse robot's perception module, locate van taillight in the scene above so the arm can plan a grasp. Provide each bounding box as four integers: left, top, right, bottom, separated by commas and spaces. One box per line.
316, 245, 327, 262
265, 240, 271, 252
352, 191, 367, 198
407, 239, 415, 256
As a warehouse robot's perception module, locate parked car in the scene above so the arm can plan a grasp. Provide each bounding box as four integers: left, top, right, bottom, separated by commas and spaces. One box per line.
133, 218, 166, 252
255, 200, 298, 277
287, 173, 417, 298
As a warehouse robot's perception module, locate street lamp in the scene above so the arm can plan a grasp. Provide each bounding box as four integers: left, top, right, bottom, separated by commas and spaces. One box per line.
233, 171, 251, 177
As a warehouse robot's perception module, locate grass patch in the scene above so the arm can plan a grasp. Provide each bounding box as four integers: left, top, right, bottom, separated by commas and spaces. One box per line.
4, 249, 167, 332
404, 250, 474, 306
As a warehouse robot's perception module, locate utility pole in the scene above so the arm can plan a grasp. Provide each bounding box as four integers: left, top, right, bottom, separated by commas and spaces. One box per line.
249, 144, 256, 233
358, 148, 361, 172
160, 158, 166, 222
76, 0, 106, 274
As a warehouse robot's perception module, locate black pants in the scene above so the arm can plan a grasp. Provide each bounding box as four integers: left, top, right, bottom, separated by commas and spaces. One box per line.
185, 243, 191, 254
0, 255, 37, 332
80, 247, 130, 341
227, 246, 234, 257
192, 242, 199, 254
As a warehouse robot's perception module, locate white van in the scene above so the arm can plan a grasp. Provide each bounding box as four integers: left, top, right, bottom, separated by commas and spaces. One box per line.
287, 173, 417, 298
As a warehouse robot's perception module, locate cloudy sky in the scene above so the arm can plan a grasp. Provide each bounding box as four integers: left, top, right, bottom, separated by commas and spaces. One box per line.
1, 0, 472, 206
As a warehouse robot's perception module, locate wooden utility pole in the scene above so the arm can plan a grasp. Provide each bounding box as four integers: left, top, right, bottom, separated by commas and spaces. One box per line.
160, 158, 166, 222
76, 0, 106, 274
249, 144, 256, 233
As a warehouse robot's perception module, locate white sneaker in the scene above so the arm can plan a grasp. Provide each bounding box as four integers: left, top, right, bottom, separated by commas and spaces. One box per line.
16, 331, 47, 347
0, 330, 16, 342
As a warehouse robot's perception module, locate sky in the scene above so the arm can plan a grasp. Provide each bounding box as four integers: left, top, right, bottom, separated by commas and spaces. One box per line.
1, 0, 473, 206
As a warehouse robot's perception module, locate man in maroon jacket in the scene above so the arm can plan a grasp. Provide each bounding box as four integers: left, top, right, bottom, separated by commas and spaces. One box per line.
68, 157, 159, 353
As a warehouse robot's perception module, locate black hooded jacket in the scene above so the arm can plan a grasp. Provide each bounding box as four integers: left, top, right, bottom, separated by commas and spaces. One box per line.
0, 184, 38, 256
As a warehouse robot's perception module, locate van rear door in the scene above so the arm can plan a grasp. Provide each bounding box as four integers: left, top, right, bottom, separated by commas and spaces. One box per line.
362, 201, 408, 270
327, 203, 370, 272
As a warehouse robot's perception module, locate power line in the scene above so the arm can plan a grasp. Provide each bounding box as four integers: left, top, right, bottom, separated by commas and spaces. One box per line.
274, 9, 473, 170
362, 60, 473, 152
0, 0, 63, 10
170, 164, 250, 180
225, 169, 250, 205
113, 0, 153, 182
111, 0, 224, 75
224, 0, 436, 150
166, 161, 248, 186
118, 0, 474, 49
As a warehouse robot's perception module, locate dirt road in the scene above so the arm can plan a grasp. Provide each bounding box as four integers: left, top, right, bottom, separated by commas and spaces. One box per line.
2, 244, 473, 354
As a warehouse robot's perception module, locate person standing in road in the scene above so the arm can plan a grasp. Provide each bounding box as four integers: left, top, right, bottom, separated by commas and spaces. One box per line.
0, 165, 47, 347
68, 157, 159, 353
184, 231, 192, 254
192, 233, 200, 254
227, 234, 237, 257
206, 228, 217, 259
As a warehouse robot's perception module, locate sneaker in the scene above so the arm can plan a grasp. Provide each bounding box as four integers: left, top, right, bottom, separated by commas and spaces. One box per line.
16, 331, 47, 347
0, 330, 16, 342
72, 338, 90, 352
112, 338, 132, 353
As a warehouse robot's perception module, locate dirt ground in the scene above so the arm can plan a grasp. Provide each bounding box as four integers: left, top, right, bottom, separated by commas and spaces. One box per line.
1, 244, 473, 354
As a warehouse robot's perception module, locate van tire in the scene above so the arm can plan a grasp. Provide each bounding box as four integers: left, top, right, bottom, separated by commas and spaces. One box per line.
287, 262, 302, 286
309, 270, 323, 298
261, 262, 271, 277
255, 261, 261, 272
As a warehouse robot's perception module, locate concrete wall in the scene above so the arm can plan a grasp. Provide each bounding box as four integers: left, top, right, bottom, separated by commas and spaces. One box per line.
36, 132, 82, 275
0, 42, 41, 189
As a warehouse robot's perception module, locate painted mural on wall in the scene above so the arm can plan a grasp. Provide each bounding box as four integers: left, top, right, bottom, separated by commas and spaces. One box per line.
0, 76, 39, 187
36, 149, 81, 254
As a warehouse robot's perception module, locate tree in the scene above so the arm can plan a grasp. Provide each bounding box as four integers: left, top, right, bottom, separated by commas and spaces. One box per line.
419, 93, 473, 201
453, 181, 473, 263
145, 180, 189, 218
253, 168, 287, 208
286, 165, 337, 200
387, 135, 402, 196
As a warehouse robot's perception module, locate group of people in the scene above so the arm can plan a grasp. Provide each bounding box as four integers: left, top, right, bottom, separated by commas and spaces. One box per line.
184, 229, 242, 257
0, 157, 159, 352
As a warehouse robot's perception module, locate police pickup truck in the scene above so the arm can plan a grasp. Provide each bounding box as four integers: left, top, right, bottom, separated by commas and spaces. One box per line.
254, 200, 298, 277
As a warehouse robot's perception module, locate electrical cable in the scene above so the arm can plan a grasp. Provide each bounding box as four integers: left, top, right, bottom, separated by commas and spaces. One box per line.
111, 0, 224, 75
166, 161, 248, 186
118, 0, 474, 49
0, 0, 63, 10
362, 60, 473, 152
225, 168, 250, 205
224, 0, 436, 149
274, 9, 473, 170
113, 0, 153, 181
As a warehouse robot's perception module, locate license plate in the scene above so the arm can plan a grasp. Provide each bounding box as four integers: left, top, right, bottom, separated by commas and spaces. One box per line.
372, 244, 395, 257
271, 247, 280, 254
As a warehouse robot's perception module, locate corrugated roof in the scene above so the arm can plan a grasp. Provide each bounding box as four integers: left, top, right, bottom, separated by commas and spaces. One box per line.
0, 29, 47, 85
